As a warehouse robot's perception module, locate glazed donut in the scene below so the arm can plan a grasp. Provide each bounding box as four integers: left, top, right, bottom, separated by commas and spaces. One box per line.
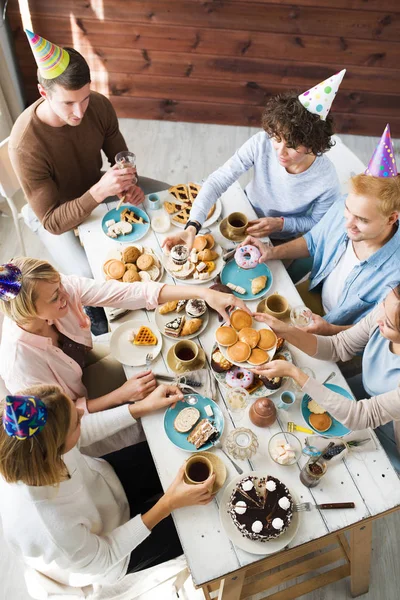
235, 245, 261, 270
226, 366, 254, 389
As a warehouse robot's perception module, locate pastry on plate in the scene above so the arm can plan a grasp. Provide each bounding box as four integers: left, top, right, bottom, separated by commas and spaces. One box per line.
176, 299, 187, 312
123, 269, 141, 283
193, 236, 208, 251
247, 348, 269, 366
172, 207, 190, 225
186, 299, 207, 317
164, 201, 181, 214
211, 348, 232, 372
238, 327, 260, 349
106, 259, 125, 280
165, 315, 185, 337
136, 254, 154, 271
181, 318, 202, 336
187, 418, 218, 449
204, 234, 215, 249
188, 182, 202, 202
169, 184, 190, 202
197, 249, 219, 262
159, 301, 178, 315
308, 399, 326, 415
215, 326, 238, 347
258, 329, 277, 351
174, 407, 200, 433
122, 246, 141, 264
206, 204, 216, 219
309, 412, 332, 432
227, 341, 251, 363
251, 275, 267, 295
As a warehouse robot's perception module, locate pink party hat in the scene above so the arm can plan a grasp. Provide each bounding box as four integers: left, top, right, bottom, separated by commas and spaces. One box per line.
298, 69, 346, 120
365, 124, 398, 178
25, 29, 70, 80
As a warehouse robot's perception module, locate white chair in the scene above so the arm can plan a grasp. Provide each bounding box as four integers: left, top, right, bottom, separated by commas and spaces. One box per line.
327, 135, 367, 193
0, 137, 27, 254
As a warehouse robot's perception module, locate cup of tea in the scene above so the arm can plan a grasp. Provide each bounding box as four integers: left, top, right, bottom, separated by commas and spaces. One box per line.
264, 293, 289, 319
226, 212, 248, 237
184, 455, 214, 486
277, 390, 296, 410
173, 340, 199, 370
148, 193, 161, 210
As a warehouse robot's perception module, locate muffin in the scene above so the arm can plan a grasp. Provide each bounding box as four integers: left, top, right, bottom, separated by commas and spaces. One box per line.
211, 347, 233, 372
170, 245, 189, 265
186, 298, 207, 317
260, 374, 282, 391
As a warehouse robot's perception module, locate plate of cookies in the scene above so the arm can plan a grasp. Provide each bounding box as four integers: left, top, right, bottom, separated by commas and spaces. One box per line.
155, 298, 209, 340
215, 309, 277, 369
164, 394, 224, 452
210, 342, 293, 398
164, 183, 222, 230
301, 383, 354, 437
102, 244, 163, 283
163, 235, 224, 284
109, 319, 162, 367
102, 205, 150, 242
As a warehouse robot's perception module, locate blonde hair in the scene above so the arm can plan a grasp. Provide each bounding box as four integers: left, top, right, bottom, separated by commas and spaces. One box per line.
0, 385, 71, 486
350, 174, 400, 217
0, 257, 59, 325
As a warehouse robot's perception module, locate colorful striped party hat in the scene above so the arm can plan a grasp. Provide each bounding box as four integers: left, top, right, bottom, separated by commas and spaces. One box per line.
3, 395, 48, 440
365, 124, 398, 178
298, 69, 346, 121
0, 264, 22, 302
25, 29, 70, 80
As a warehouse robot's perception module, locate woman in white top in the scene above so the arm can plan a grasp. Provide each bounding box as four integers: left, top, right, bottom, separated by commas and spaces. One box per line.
0, 384, 215, 587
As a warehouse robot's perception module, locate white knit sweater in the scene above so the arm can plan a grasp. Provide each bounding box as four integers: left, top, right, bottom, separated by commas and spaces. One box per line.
0, 405, 151, 587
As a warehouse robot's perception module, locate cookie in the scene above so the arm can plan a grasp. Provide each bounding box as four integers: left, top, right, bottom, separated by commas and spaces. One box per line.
123, 246, 141, 264
123, 269, 141, 283
107, 260, 126, 280
136, 254, 154, 271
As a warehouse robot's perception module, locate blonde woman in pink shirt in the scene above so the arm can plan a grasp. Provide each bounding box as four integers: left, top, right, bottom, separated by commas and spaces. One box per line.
0, 258, 246, 414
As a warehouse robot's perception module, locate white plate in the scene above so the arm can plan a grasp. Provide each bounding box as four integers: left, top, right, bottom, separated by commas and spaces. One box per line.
109, 319, 162, 367
102, 245, 164, 282
217, 319, 277, 369
154, 304, 209, 340
162, 242, 224, 285
171, 198, 222, 230
219, 471, 300, 555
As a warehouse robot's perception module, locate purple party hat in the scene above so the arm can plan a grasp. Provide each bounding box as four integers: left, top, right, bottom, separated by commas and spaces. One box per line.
3, 395, 48, 440
365, 124, 398, 178
0, 264, 22, 301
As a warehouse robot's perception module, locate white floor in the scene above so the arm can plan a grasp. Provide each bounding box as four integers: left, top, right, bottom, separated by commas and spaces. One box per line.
0, 119, 399, 600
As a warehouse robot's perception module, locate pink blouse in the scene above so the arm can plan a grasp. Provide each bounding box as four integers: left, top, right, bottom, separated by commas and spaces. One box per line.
0, 275, 164, 407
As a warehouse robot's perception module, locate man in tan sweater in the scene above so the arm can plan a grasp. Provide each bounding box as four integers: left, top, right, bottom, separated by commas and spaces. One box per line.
9, 34, 168, 279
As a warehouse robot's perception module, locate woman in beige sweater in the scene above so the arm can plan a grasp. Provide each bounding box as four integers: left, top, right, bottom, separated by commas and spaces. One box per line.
253, 284, 400, 470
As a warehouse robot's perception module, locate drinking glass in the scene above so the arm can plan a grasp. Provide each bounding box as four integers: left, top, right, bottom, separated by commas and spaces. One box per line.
115, 151, 138, 185
225, 388, 249, 422
290, 305, 313, 328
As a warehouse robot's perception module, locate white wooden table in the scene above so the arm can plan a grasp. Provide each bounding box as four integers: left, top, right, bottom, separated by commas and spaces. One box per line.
79, 182, 400, 600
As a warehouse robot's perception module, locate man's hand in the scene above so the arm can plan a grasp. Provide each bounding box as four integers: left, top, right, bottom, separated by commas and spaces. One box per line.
203, 289, 251, 324
246, 217, 283, 237
90, 164, 136, 204
239, 236, 274, 263
124, 183, 145, 206
162, 226, 196, 254
253, 312, 290, 336
164, 464, 215, 509
120, 370, 157, 402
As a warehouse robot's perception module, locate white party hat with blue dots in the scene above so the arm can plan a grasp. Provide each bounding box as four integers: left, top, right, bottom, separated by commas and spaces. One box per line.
298, 69, 346, 120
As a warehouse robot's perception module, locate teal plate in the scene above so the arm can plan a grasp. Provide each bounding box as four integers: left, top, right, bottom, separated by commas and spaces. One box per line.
220, 261, 273, 301
102, 206, 150, 243
302, 383, 354, 438
164, 394, 224, 452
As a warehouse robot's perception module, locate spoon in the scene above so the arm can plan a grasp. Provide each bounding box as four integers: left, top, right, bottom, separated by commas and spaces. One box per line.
212, 439, 243, 475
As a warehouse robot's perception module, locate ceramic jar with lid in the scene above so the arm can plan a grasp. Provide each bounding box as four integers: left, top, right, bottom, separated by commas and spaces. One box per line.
249, 396, 277, 427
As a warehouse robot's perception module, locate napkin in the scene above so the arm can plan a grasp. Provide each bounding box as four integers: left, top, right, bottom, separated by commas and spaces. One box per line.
176, 368, 218, 401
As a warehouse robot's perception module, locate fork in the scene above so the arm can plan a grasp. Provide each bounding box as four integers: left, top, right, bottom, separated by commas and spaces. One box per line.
145, 353, 153, 368
287, 422, 314, 435
212, 439, 244, 475
294, 502, 355, 512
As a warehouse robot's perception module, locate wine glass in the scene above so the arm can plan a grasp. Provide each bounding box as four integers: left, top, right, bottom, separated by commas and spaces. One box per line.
115, 151, 137, 185
225, 388, 249, 422
290, 305, 313, 328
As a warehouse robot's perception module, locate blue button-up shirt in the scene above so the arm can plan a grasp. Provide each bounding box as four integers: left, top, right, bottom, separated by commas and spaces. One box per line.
304, 198, 400, 325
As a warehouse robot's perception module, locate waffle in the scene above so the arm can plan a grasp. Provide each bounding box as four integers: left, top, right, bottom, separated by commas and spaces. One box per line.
133, 326, 158, 346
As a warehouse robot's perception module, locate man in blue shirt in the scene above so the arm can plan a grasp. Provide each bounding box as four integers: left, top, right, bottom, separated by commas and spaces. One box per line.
244, 173, 400, 335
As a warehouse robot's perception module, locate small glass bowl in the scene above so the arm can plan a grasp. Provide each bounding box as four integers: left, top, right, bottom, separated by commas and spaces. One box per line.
268, 432, 302, 466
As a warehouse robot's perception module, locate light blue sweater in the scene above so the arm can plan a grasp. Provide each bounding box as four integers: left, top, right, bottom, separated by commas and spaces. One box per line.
362, 328, 400, 398
190, 132, 341, 238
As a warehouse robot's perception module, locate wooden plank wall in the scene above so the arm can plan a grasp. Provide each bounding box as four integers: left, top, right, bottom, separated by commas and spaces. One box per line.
7, 0, 400, 136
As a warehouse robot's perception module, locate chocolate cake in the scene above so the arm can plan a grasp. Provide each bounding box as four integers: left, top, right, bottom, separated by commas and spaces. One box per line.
228, 475, 293, 541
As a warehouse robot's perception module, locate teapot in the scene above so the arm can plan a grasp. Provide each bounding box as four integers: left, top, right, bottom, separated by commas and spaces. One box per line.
249, 396, 277, 428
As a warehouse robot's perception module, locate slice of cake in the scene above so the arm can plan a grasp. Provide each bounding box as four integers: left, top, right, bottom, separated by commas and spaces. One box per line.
228, 475, 293, 541
187, 419, 218, 449
165, 316, 185, 337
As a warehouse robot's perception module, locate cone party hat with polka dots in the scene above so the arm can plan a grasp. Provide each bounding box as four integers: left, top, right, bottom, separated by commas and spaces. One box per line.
365, 124, 398, 178
25, 29, 70, 80
298, 69, 346, 121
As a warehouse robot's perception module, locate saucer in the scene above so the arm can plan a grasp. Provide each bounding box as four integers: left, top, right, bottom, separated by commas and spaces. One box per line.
256, 298, 290, 319
194, 451, 227, 494
167, 345, 206, 374
219, 217, 247, 242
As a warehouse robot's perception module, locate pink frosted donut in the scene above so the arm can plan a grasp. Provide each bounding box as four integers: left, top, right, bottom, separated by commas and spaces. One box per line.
235, 245, 261, 270
226, 366, 254, 389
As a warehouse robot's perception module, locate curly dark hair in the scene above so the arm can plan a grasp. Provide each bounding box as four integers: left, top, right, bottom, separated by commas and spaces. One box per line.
261, 92, 335, 156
